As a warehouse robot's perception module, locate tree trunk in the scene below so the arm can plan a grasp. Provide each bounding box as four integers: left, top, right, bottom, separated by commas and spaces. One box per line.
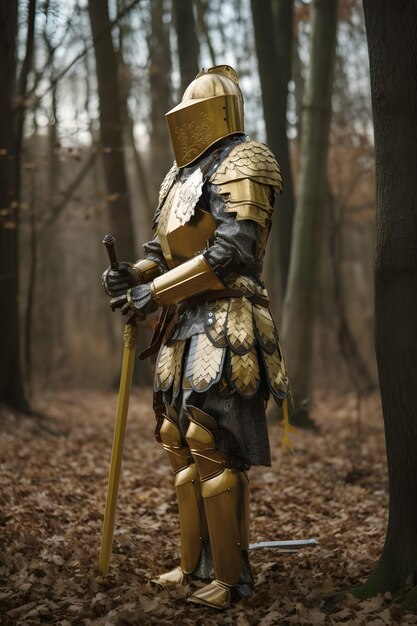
148, 0, 174, 203
281, 0, 337, 424
173, 0, 200, 97
117, 7, 153, 225
251, 0, 295, 297
352, 0, 417, 598
0, 1, 31, 411
195, 0, 216, 66
88, 0, 135, 260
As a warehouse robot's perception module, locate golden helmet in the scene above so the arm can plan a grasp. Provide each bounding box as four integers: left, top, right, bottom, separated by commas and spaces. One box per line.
166, 65, 245, 168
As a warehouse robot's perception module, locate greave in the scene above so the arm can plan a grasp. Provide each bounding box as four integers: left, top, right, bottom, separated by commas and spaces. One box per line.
185, 405, 249, 587
159, 408, 209, 575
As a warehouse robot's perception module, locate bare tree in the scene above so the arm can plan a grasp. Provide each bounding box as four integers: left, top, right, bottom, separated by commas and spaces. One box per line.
251, 0, 295, 295
88, 0, 136, 260
195, 0, 216, 66
173, 0, 200, 96
117, 4, 154, 222
0, 1, 35, 411
148, 0, 173, 202
281, 0, 338, 425
353, 0, 417, 600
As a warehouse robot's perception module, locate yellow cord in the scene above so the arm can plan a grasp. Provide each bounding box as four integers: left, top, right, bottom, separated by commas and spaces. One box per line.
278, 397, 299, 455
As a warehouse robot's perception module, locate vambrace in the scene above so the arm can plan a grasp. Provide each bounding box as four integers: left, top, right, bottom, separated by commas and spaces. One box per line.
133, 258, 163, 284
150, 254, 224, 306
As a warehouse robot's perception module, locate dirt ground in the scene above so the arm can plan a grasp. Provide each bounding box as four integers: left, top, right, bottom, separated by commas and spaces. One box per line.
0, 388, 416, 625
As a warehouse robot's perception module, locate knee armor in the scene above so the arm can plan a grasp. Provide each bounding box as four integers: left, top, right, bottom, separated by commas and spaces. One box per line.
159, 405, 208, 574
185, 406, 249, 587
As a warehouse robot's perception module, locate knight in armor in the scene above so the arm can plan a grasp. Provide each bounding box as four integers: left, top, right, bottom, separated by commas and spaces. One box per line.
102, 65, 291, 609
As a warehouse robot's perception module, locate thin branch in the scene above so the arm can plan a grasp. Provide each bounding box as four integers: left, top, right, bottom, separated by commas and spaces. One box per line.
28, 0, 142, 105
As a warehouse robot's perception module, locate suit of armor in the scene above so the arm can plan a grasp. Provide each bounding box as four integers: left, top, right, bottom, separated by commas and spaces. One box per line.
104, 66, 291, 609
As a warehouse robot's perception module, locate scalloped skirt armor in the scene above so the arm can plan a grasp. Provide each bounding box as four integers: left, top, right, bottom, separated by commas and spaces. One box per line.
154, 279, 290, 467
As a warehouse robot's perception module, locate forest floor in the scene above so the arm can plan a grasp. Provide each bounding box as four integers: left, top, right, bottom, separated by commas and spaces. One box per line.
0, 388, 416, 626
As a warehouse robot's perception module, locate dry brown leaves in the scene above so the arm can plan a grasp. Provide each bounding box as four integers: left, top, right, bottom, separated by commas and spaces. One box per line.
0, 388, 416, 625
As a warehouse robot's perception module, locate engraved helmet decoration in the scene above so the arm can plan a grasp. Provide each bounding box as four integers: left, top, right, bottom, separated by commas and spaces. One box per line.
166, 65, 245, 168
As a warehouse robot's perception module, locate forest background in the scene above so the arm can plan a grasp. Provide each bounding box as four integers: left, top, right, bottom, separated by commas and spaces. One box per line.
3, 0, 415, 624
1, 0, 376, 402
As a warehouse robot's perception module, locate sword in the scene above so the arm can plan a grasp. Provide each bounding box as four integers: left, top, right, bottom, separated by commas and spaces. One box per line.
98, 234, 138, 577
249, 538, 318, 552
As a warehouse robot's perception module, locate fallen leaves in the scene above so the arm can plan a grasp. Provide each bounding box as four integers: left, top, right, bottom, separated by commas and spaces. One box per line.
0, 389, 415, 624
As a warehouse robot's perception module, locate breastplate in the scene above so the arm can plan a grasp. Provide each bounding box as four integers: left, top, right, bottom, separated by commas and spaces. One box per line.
156, 168, 216, 269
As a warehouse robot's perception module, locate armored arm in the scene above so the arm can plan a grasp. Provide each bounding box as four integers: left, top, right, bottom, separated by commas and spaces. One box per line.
114, 140, 282, 317
102, 234, 168, 297
119, 209, 251, 314
149, 195, 260, 306
150, 140, 282, 305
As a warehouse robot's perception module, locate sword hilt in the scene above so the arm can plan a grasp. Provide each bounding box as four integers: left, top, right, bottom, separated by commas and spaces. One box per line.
103, 234, 119, 270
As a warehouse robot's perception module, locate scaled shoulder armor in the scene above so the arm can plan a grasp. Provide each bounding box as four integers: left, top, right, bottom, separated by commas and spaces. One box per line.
209, 140, 282, 227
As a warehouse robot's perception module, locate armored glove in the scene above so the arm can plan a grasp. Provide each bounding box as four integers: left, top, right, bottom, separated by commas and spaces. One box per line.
110, 283, 158, 321
102, 261, 141, 297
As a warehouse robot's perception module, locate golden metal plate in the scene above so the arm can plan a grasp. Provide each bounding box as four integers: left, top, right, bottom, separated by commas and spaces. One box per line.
229, 346, 260, 397
152, 254, 224, 306
166, 93, 243, 168
155, 342, 175, 392
154, 340, 186, 395
156, 172, 217, 270
173, 341, 186, 398
210, 140, 282, 192
226, 296, 255, 354
253, 304, 279, 354
262, 347, 289, 398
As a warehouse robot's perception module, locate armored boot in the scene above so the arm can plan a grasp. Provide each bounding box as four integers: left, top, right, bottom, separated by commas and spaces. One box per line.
151, 406, 211, 586
185, 406, 253, 609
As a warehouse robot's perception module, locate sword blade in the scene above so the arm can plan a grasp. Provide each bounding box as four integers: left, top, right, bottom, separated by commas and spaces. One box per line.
249, 539, 318, 551
98, 322, 137, 576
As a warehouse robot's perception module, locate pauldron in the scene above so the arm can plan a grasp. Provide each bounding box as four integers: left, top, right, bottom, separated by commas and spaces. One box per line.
154, 139, 282, 270
209, 140, 282, 227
